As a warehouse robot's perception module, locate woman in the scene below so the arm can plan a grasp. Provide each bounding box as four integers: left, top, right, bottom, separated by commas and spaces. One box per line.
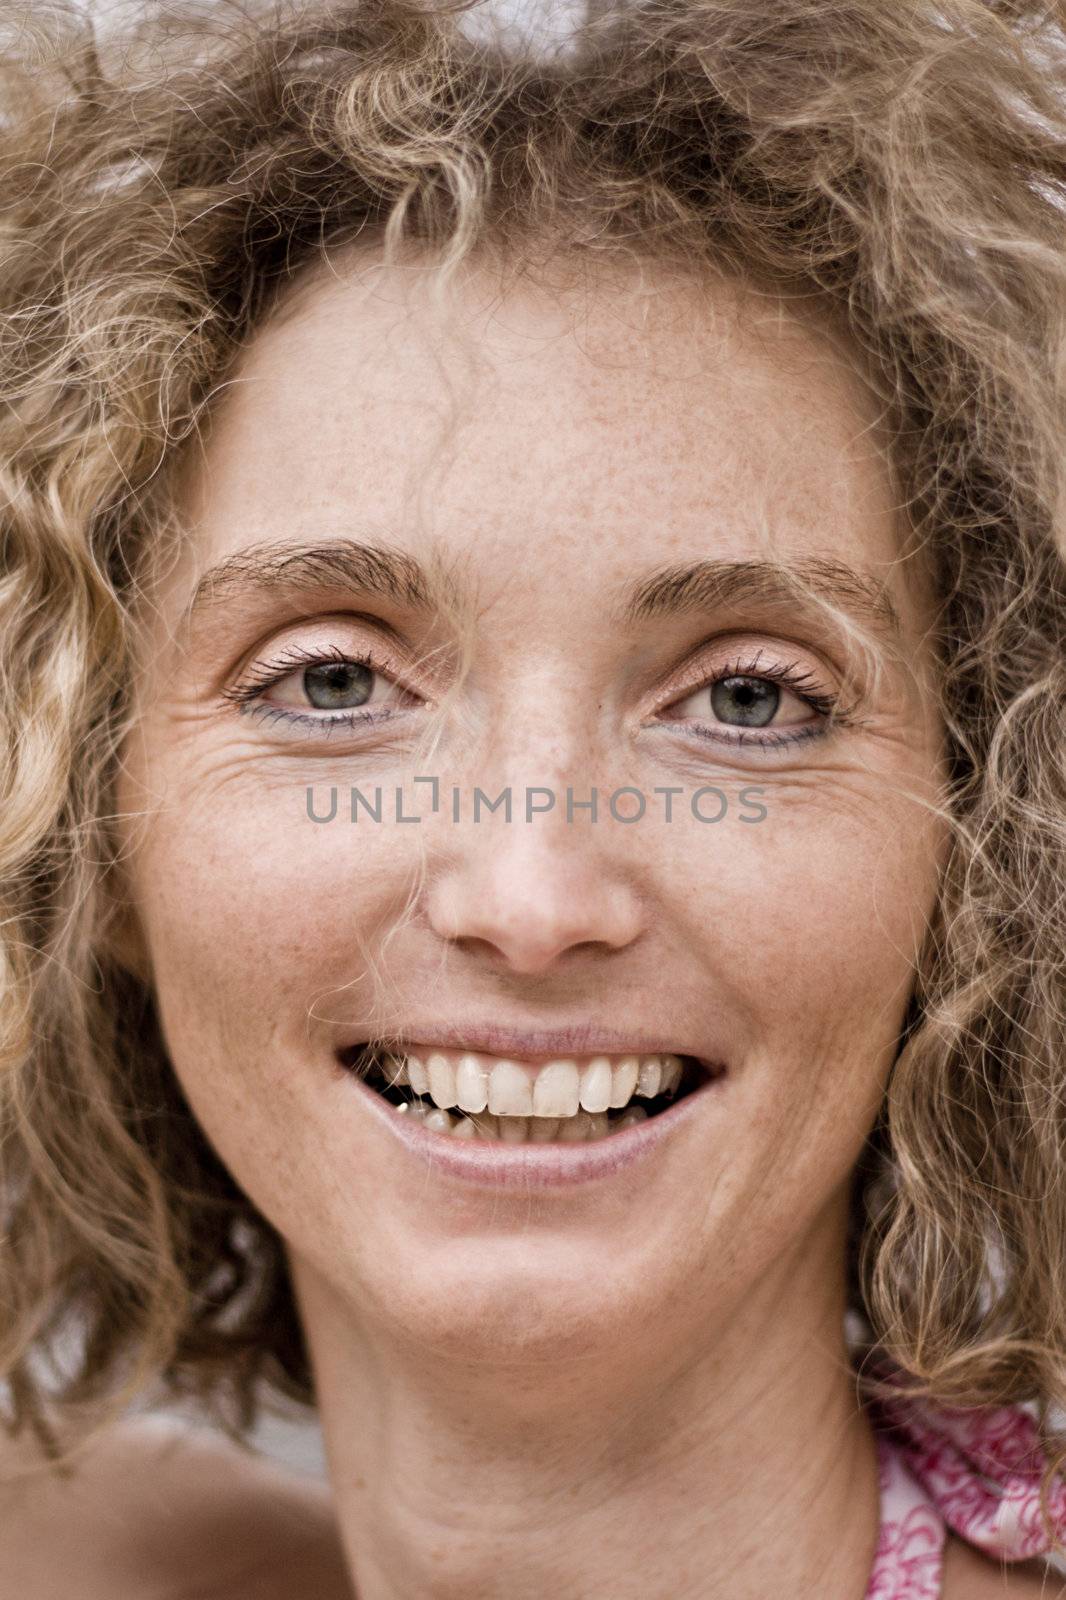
1, 0, 1065, 1594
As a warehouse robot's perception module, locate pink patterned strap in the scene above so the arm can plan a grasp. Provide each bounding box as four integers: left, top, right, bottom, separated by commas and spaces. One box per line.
867, 1434, 945, 1599
864, 1365, 1066, 1566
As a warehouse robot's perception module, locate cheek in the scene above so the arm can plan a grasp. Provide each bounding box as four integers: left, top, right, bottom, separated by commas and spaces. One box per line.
666, 787, 941, 1234
126, 782, 409, 1101
121, 778, 433, 1259
685, 782, 940, 1050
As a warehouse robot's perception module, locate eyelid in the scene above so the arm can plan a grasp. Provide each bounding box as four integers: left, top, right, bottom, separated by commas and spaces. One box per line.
668, 671, 822, 723
647, 640, 852, 753
656, 639, 840, 715
221, 639, 418, 716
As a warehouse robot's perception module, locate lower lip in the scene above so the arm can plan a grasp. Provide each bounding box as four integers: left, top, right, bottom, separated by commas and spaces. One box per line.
340, 1066, 726, 1190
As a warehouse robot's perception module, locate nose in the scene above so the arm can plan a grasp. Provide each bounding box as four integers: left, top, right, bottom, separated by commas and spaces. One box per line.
423, 807, 646, 976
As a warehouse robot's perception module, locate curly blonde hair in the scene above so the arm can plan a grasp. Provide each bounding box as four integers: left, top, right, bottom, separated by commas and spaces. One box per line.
2, 0, 1066, 1515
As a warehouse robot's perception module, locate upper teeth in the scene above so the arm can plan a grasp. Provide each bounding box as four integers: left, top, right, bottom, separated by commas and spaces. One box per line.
382, 1050, 684, 1116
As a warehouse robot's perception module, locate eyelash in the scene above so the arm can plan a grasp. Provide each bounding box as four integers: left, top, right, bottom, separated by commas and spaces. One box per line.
663, 649, 849, 751
222, 643, 850, 748
220, 644, 405, 736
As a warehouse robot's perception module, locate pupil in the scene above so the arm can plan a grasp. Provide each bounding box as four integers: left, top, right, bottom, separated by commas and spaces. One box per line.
304, 661, 373, 710
711, 675, 778, 728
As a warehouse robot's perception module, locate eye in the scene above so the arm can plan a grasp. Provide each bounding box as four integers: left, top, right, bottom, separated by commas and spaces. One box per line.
655, 650, 843, 750
275, 658, 385, 712
672, 673, 813, 730
221, 643, 419, 728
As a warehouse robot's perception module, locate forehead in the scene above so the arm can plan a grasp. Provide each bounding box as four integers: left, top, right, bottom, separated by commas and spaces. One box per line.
171, 245, 912, 623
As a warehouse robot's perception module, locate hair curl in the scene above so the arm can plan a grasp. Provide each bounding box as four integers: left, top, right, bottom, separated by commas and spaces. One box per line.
2, 0, 1066, 1521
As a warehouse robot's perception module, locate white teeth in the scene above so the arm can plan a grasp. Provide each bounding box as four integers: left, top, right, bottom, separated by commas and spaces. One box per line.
455, 1054, 489, 1113
609, 1056, 640, 1109
487, 1060, 533, 1117
636, 1057, 661, 1099
531, 1059, 580, 1118
578, 1057, 613, 1114
427, 1053, 457, 1109
380, 1047, 694, 1139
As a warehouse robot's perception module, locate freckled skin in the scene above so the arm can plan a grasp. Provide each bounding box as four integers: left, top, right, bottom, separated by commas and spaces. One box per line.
106, 249, 994, 1600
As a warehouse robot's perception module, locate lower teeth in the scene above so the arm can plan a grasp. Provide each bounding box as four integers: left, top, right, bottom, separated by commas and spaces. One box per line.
392, 1100, 651, 1143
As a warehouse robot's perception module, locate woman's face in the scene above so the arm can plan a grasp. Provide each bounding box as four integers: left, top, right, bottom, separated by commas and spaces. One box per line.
114, 250, 946, 1382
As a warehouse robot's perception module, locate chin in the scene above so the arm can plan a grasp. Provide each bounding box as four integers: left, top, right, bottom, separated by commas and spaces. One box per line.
336, 1227, 682, 1369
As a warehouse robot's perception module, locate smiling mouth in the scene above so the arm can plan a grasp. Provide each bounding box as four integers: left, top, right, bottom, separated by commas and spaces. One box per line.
335, 1044, 717, 1144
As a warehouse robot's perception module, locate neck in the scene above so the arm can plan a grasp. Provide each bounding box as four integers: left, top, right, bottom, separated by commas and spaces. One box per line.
290, 1250, 880, 1600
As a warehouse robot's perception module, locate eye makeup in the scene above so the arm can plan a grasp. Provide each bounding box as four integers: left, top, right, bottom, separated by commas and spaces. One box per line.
220, 634, 855, 752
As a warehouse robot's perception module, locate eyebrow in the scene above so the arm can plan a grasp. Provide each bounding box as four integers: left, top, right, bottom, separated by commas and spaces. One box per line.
181, 538, 443, 628
613, 555, 903, 640
181, 537, 903, 643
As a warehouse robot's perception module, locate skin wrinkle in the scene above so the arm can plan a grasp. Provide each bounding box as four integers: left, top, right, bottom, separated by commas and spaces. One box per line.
0, 5, 1064, 1595
109, 249, 961, 1598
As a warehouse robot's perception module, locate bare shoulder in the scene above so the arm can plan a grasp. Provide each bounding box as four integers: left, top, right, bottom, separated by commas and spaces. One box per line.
0, 1413, 354, 1600
944, 1534, 1066, 1597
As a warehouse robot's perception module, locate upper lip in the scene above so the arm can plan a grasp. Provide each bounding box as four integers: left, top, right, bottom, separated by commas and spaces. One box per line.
343, 1021, 723, 1067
